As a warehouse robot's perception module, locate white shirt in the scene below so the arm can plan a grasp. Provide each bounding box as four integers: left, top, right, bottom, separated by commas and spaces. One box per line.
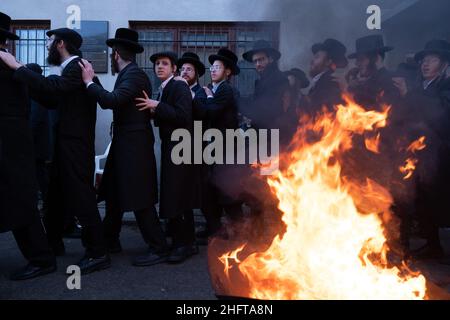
60, 55, 79, 72
190, 82, 198, 98
209, 80, 225, 98
157, 75, 174, 101
310, 70, 327, 90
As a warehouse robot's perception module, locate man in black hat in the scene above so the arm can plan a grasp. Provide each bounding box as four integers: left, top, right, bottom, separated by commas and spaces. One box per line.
392, 40, 450, 262
192, 48, 243, 240
346, 34, 399, 110
306, 38, 348, 115
78, 28, 168, 265
136, 51, 196, 264
178, 52, 207, 100
0, 12, 56, 280
0, 27, 109, 274
241, 40, 289, 130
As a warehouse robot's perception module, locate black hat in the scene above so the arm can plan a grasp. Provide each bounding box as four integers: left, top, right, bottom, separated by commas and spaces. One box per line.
177, 52, 206, 77
284, 68, 310, 89
312, 38, 348, 68
46, 28, 83, 49
0, 12, 19, 40
106, 28, 143, 54
414, 39, 450, 63
243, 40, 281, 63
348, 35, 393, 59
150, 51, 178, 65
26, 63, 43, 75
209, 48, 240, 75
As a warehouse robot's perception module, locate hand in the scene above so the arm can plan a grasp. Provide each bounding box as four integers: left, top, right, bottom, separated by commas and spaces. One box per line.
135, 90, 159, 112
78, 59, 95, 84
0, 51, 22, 70
203, 86, 213, 97
174, 76, 188, 85
392, 77, 408, 97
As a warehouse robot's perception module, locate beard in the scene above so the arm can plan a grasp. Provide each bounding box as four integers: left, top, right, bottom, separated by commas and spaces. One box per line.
47, 41, 62, 66
111, 54, 119, 75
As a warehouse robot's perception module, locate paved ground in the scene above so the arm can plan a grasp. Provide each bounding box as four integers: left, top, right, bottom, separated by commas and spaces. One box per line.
0, 208, 449, 300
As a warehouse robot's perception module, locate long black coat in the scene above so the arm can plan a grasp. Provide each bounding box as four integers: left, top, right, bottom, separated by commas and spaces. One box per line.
154, 78, 193, 218
88, 63, 158, 212
13, 58, 100, 226
306, 69, 344, 115
0, 59, 39, 233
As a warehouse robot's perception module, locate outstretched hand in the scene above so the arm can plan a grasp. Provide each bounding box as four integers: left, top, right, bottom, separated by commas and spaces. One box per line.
135, 90, 159, 112
78, 59, 95, 84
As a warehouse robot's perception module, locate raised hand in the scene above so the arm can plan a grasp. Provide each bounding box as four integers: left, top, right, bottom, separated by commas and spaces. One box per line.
0, 51, 22, 70
78, 59, 95, 84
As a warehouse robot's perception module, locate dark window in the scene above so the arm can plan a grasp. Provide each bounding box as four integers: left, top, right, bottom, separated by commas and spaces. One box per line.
10, 21, 51, 75
130, 22, 280, 98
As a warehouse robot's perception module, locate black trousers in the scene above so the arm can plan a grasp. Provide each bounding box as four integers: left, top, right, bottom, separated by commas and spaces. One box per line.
103, 203, 168, 253
13, 215, 55, 267
168, 210, 195, 248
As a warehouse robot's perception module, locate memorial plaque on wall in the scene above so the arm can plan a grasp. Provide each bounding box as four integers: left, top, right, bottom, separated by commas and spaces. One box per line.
79, 21, 109, 73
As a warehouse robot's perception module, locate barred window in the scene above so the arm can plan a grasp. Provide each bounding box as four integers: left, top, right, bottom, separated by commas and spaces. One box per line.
10, 21, 51, 75
130, 22, 280, 98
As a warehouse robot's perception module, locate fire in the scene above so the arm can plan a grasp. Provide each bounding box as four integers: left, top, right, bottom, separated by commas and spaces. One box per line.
399, 136, 427, 180
365, 133, 381, 153
407, 136, 426, 153
217, 96, 427, 300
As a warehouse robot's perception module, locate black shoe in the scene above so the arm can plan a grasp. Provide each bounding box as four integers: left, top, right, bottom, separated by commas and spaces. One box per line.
132, 249, 169, 267
107, 240, 122, 254
167, 245, 197, 264
77, 255, 111, 275
410, 243, 444, 260
10, 263, 57, 281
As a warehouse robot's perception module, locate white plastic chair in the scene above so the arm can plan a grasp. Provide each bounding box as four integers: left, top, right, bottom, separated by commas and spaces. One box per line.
94, 142, 111, 185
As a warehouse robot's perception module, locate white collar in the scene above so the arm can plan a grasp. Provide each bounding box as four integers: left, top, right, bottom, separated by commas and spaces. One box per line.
161, 75, 174, 90
311, 70, 327, 84
423, 76, 438, 90
212, 80, 225, 93
60, 55, 79, 71
190, 82, 199, 90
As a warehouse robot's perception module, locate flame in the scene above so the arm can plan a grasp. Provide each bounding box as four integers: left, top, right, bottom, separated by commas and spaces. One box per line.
217, 96, 427, 300
399, 137, 427, 180
407, 136, 426, 153
365, 133, 381, 153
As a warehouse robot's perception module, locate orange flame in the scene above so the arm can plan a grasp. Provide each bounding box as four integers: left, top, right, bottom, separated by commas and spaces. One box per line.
218, 96, 427, 300
407, 136, 426, 153
399, 136, 427, 180
365, 133, 381, 153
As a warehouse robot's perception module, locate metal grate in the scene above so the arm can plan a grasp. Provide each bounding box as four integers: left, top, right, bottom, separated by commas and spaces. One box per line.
130, 21, 280, 98
10, 21, 51, 75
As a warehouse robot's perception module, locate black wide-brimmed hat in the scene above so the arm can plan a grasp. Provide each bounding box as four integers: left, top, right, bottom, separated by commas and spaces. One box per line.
0, 12, 19, 40
150, 51, 178, 65
348, 35, 393, 59
312, 38, 348, 68
177, 52, 206, 77
284, 68, 310, 89
106, 28, 143, 54
209, 48, 240, 75
414, 39, 450, 63
243, 39, 281, 63
46, 28, 83, 49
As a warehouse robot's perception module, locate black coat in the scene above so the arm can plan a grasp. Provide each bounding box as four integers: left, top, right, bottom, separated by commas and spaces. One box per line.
30, 99, 50, 161
0, 59, 39, 233
154, 78, 194, 218
88, 62, 158, 212
307, 69, 344, 115
13, 58, 100, 224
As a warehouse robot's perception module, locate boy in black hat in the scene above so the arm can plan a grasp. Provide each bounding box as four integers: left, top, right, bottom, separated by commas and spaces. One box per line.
136, 51, 196, 264
0, 27, 110, 274
393, 40, 450, 262
346, 34, 399, 110
306, 38, 348, 114
79, 28, 168, 266
0, 12, 56, 280
177, 52, 207, 100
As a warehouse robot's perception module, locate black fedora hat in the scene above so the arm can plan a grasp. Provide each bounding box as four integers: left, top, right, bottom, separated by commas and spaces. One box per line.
47, 28, 83, 49
0, 12, 19, 41
414, 39, 450, 63
312, 38, 348, 68
209, 48, 240, 75
150, 51, 178, 65
177, 52, 206, 77
284, 68, 310, 89
106, 28, 144, 54
243, 40, 281, 63
348, 35, 393, 59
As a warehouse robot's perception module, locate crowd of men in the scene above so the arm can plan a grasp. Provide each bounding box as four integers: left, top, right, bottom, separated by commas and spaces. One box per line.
1, 10, 450, 281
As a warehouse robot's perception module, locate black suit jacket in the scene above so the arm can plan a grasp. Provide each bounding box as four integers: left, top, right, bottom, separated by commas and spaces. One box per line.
307, 69, 343, 114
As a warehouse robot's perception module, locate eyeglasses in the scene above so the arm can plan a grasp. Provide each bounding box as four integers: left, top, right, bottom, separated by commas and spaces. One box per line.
209, 65, 223, 71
